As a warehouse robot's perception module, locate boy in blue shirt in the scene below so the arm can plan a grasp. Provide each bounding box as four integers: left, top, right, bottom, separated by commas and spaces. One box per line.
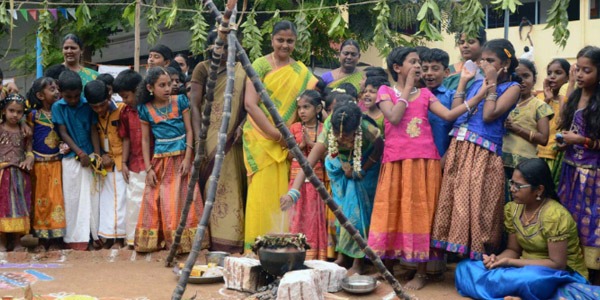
52, 70, 101, 250
421, 48, 456, 158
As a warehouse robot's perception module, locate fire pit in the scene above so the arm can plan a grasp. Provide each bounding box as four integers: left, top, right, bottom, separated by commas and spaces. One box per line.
252, 233, 310, 277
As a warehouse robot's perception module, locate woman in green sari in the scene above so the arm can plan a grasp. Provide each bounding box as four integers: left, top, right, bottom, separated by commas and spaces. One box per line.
322, 40, 363, 91
242, 21, 317, 251
61, 34, 98, 86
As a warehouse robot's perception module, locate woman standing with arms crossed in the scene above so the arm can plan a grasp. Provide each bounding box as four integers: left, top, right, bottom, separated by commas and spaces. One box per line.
242, 21, 317, 251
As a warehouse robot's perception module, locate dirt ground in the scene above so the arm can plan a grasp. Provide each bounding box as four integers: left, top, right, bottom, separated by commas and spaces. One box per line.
0, 249, 468, 300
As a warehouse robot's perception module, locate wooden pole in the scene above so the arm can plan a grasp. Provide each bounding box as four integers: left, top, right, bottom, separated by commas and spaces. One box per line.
171, 3, 237, 300
134, 0, 141, 72
201, 1, 413, 299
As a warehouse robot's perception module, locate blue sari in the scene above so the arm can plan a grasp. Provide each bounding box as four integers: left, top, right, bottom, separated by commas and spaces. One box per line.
456, 260, 600, 300
326, 156, 380, 258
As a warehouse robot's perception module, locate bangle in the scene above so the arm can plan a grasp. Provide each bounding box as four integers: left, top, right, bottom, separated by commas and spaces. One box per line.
453, 92, 465, 99
485, 93, 498, 102
398, 98, 409, 107
76, 150, 86, 157
287, 189, 301, 204
529, 131, 535, 142
25, 151, 34, 158
464, 101, 472, 113
368, 156, 378, 163
145, 166, 153, 173
186, 143, 193, 149
487, 82, 497, 90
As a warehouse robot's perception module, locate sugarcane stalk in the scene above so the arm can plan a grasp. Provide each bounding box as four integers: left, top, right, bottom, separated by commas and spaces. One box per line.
203, 1, 413, 299
171, 3, 237, 300
164, 0, 230, 268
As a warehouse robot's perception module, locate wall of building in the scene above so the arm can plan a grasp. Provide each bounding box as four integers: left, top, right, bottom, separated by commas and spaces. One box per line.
361, 1, 600, 90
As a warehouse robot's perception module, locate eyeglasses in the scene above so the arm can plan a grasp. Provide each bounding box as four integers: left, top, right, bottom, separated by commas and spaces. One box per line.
508, 179, 531, 190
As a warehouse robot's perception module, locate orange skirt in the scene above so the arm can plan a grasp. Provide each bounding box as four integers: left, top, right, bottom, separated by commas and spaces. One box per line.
135, 155, 206, 253
367, 159, 441, 262
32, 160, 66, 238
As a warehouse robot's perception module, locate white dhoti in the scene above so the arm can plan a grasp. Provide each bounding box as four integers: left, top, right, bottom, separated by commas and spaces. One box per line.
98, 170, 127, 239
62, 157, 100, 249
125, 171, 146, 245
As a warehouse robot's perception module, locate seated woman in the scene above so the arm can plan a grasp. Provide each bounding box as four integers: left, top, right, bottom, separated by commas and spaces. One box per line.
455, 158, 600, 300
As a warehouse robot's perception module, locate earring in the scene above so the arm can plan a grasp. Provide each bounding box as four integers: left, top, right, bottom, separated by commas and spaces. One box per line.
536, 195, 542, 201
149, 91, 153, 96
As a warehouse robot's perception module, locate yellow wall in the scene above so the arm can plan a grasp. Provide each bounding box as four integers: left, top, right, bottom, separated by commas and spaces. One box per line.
361, 2, 600, 90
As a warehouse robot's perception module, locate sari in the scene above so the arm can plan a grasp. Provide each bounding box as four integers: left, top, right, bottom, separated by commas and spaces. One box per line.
192, 61, 247, 254
322, 71, 363, 91
455, 200, 598, 300
242, 57, 317, 251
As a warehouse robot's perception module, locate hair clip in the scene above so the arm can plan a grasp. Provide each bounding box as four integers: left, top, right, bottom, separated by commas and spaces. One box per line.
503, 48, 512, 59
332, 88, 346, 93
339, 111, 346, 139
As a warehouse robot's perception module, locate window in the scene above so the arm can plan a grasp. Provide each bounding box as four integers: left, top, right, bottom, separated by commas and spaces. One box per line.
591, 0, 600, 19
485, 0, 580, 28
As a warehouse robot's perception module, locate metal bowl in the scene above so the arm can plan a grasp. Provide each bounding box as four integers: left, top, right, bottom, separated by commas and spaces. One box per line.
341, 275, 378, 294
205, 251, 230, 267
258, 247, 306, 277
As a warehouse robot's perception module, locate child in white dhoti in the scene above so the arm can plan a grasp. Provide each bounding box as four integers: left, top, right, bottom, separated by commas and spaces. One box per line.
114, 70, 145, 247
86, 80, 127, 248
51, 70, 101, 251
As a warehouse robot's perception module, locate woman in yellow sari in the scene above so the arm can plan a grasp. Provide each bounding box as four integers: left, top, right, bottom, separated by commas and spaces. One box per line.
322, 40, 363, 91
243, 21, 318, 251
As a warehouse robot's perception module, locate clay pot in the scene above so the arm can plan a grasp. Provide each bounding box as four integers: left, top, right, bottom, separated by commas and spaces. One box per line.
258, 247, 306, 277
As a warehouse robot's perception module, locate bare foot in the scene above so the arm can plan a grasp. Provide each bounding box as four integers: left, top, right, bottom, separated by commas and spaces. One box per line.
347, 258, 364, 276
334, 253, 347, 267
48, 243, 62, 252
405, 273, 427, 290
33, 245, 46, 253
398, 269, 417, 281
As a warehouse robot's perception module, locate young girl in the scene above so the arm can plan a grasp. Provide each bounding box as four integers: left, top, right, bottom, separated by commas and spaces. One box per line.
431, 39, 521, 260
27, 77, 66, 251
282, 101, 383, 275
0, 94, 33, 251
537, 58, 570, 185
368, 47, 490, 290
286, 90, 326, 260
503, 60, 553, 178
135, 67, 204, 253
557, 46, 600, 284
362, 76, 387, 134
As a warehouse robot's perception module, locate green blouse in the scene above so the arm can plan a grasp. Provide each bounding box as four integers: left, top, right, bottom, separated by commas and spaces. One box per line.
505, 200, 588, 279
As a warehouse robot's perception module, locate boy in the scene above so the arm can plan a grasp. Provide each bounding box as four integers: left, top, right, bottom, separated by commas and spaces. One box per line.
113, 69, 145, 247
51, 70, 101, 250
147, 44, 173, 68
86, 80, 127, 248
421, 48, 456, 157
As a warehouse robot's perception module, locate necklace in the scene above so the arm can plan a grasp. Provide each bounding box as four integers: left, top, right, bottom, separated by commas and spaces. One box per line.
271, 53, 289, 69
393, 85, 418, 99
152, 99, 171, 119
517, 95, 534, 107
522, 199, 547, 226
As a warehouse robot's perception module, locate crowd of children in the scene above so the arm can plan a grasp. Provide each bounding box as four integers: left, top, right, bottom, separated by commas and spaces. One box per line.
1, 25, 600, 298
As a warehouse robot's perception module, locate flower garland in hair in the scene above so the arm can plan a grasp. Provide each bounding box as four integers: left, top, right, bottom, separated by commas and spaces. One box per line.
328, 130, 339, 158
353, 121, 362, 173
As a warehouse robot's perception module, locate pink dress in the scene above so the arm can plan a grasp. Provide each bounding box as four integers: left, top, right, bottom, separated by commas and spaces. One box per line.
367, 86, 443, 262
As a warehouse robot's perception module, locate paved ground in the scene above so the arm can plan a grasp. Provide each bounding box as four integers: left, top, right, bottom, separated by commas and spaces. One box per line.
0, 249, 468, 299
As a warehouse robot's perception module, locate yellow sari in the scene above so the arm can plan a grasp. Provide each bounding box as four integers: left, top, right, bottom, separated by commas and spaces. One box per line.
242, 57, 317, 251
